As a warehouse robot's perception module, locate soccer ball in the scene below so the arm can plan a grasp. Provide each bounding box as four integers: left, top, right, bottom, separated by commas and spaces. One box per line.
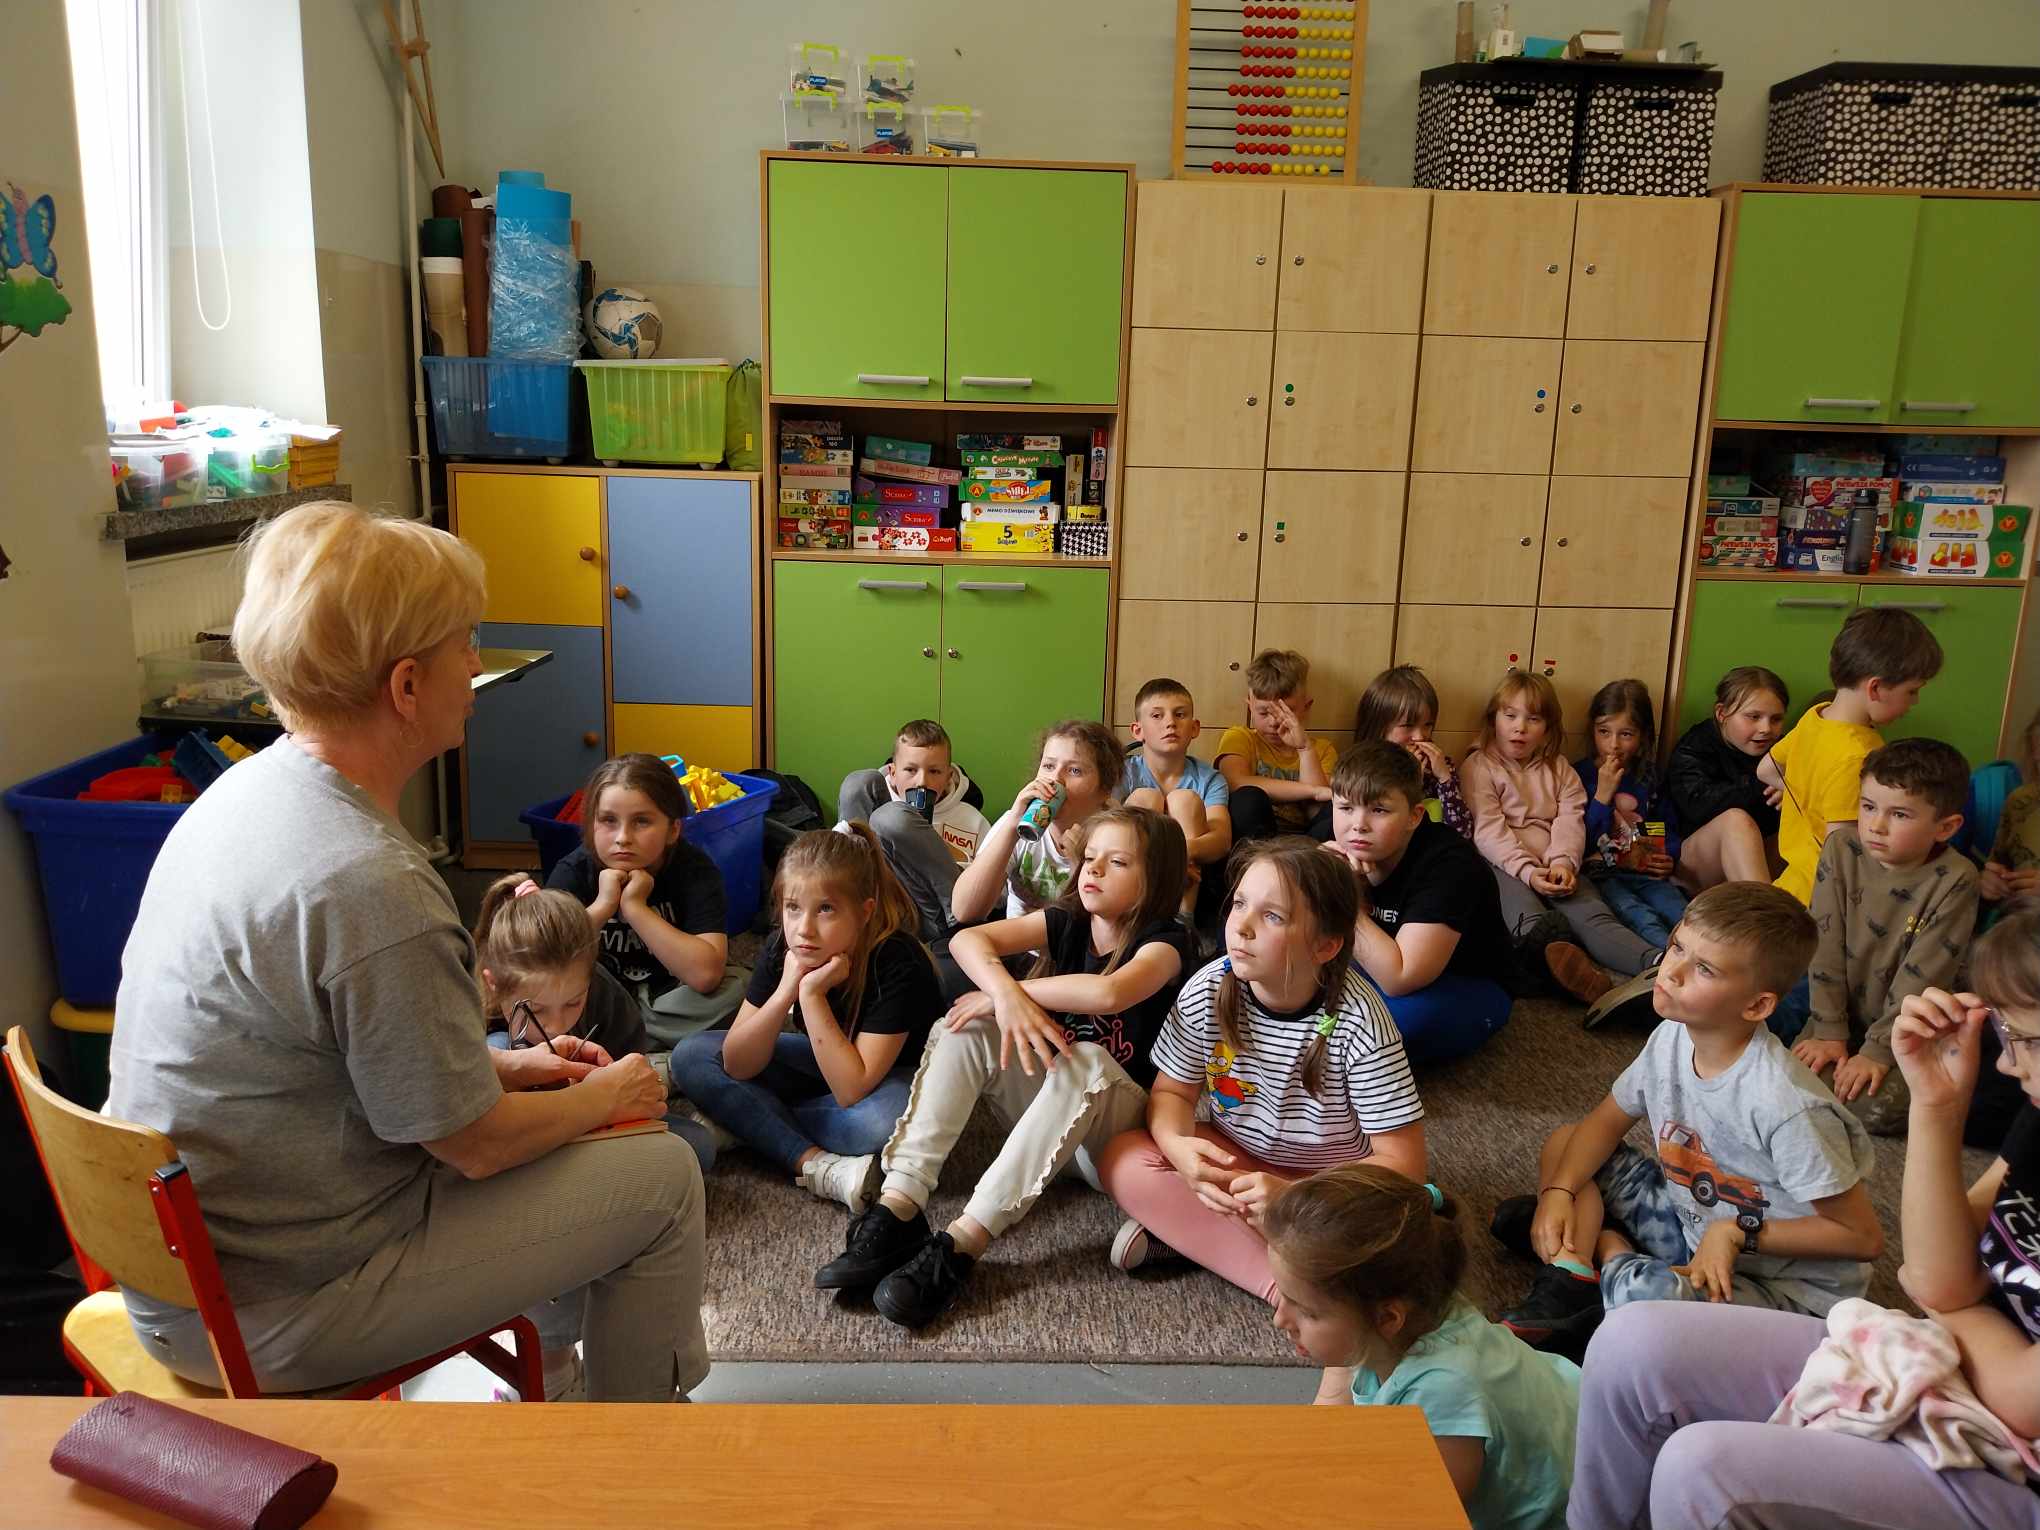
585, 286, 663, 359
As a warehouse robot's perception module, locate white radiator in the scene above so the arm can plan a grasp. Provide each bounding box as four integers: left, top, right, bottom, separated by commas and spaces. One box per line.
125, 545, 243, 656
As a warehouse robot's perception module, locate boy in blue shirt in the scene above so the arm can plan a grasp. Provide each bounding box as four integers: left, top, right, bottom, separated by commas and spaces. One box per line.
1121, 676, 1231, 923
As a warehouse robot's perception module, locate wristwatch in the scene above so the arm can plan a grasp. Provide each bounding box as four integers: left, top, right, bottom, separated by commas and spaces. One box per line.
1739, 1212, 1761, 1255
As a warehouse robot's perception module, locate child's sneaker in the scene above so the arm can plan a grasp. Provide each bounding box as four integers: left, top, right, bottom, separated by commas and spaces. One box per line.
1108, 1217, 1183, 1272
1583, 965, 1661, 1031
1500, 1264, 1605, 1351
1544, 942, 1615, 1006
797, 1151, 880, 1213
873, 1231, 975, 1330
1488, 1195, 1538, 1259
816, 1203, 928, 1290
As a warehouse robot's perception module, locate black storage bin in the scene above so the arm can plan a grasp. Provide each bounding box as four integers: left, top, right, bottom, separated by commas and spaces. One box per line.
1764, 63, 2040, 190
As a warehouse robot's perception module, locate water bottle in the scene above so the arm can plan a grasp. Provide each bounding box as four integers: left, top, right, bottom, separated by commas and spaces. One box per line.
1015, 783, 1066, 842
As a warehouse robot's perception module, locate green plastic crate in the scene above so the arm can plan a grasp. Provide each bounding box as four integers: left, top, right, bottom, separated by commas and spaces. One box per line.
576, 359, 731, 466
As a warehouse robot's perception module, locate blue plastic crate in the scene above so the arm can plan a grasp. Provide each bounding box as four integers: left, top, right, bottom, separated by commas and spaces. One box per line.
3, 735, 191, 1008
520, 770, 779, 935
422, 356, 572, 460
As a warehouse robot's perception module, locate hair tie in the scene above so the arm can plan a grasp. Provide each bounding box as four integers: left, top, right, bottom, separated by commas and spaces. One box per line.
1314, 1012, 1338, 1040
1220, 956, 1232, 973
1424, 1182, 1445, 1213
513, 878, 541, 899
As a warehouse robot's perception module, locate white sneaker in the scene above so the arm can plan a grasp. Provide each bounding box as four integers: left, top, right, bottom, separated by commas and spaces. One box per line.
798, 1151, 880, 1212
1110, 1217, 1178, 1272
672, 1097, 737, 1153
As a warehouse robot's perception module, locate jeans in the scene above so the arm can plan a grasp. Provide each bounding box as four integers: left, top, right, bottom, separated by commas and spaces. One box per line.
670, 1030, 913, 1173
1593, 870, 1689, 951
1380, 975, 1513, 1065
1229, 784, 1333, 845
1570, 1303, 2040, 1530
839, 767, 963, 942
1491, 864, 1662, 977
1767, 975, 1813, 1045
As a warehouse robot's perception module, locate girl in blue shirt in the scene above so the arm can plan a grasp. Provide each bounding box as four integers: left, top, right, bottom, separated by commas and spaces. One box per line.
1265, 1165, 1581, 1530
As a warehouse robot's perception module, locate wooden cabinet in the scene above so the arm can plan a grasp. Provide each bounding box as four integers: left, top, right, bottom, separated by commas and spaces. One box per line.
1553, 340, 1705, 477
1394, 604, 1535, 736
1530, 607, 1675, 743
1126, 329, 1273, 468
467, 622, 607, 844
1567, 198, 1720, 343
1118, 468, 1263, 600
1258, 471, 1403, 604
1399, 474, 1548, 605
457, 473, 604, 626
1423, 193, 1576, 338
1539, 477, 1687, 608
1893, 198, 2040, 429
608, 477, 753, 707
1252, 602, 1396, 733
1113, 599, 1256, 725
1412, 336, 1561, 474
1267, 331, 1419, 470
1132, 181, 1283, 330
1275, 188, 1430, 333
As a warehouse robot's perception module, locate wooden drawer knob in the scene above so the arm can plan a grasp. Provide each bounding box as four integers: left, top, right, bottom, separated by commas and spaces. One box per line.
613, 584, 632, 600
582, 732, 600, 747
578, 546, 596, 562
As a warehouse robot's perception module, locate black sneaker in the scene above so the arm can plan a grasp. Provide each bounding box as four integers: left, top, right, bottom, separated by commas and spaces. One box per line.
1488, 1195, 1538, 1259
872, 1231, 976, 1329
1500, 1263, 1605, 1351
814, 1203, 928, 1290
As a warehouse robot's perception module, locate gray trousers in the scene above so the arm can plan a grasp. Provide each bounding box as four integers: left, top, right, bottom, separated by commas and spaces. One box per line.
1490, 862, 1662, 977
839, 768, 964, 942
126, 1132, 708, 1402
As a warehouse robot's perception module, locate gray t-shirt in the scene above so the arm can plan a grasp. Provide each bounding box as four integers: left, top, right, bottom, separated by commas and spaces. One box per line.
1611, 1022, 1875, 1313
109, 741, 501, 1306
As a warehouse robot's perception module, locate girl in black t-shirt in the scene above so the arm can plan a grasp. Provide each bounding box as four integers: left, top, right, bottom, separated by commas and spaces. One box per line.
812, 807, 1193, 1330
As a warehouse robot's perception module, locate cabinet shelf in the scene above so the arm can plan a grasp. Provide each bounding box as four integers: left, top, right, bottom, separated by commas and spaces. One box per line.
770, 547, 1110, 570
1712, 419, 2040, 437
1694, 567, 2029, 588
768, 393, 1118, 416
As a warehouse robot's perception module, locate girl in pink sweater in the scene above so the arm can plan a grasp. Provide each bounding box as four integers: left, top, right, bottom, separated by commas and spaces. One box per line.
1460, 673, 1662, 1007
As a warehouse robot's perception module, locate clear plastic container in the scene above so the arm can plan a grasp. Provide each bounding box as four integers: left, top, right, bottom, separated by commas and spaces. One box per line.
140, 639, 270, 723
858, 102, 915, 155
421, 356, 574, 460
787, 41, 847, 94
208, 443, 262, 499
859, 53, 916, 105
577, 359, 731, 467
783, 87, 852, 152
924, 104, 984, 158
250, 435, 291, 496
110, 439, 211, 511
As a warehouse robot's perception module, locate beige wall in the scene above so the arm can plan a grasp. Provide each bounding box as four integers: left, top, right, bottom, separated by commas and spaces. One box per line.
435, 0, 2040, 361
0, 0, 153, 1070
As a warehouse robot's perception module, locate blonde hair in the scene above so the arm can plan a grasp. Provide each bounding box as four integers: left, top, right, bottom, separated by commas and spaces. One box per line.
1217, 837, 1359, 1098
473, 875, 598, 1019
234, 501, 485, 731
1027, 807, 1189, 981
774, 824, 931, 1037
1246, 648, 1310, 702
1476, 671, 1564, 765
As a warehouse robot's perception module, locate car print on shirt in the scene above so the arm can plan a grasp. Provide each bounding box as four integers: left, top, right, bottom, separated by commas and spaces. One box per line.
1657, 1119, 1771, 1223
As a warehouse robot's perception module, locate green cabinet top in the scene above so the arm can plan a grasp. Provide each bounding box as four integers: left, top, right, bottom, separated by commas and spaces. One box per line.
1893, 198, 2040, 429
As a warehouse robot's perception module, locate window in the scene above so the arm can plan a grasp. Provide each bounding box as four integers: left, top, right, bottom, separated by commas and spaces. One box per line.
66, 0, 168, 416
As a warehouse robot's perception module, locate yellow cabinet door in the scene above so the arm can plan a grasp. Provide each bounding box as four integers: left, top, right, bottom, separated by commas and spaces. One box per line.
1126, 329, 1274, 468
1113, 599, 1257, 726
1530, 606, 1675, 746
1540, 477, 1688, 608
1275, 188, 1430, 333
1118, 468, 1264, 601
1553, 340, 1706, 477
1399, 474, 1549, 605
1567, 198, 1720, 342
1412, 336, 1561, 475
1258, 470, 1404, 604
1253, 602, 1396, 735
613, 704, 755, 771
1424, 192, 1577, 338
1267, 331, 1419, 470
1132, 181, 1284, 330
1393, 604, 1536, 737
454, 472, 604, 627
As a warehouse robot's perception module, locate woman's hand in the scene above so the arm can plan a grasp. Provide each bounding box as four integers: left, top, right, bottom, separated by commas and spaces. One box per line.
1672, 1219, 1741, 1303
494, 1041, 608, 1091
991, 984, 1071, 1076
1530, 1187, 1577, 1263
1229, 1170, 1287, 1225
1163, 1132, 1241, 1214
1890, 987, 1988, 1117
944, 990, 996, 1031
797, 953, 849, 1001
590, 1053, 667, 1124
619, 869, 655, 911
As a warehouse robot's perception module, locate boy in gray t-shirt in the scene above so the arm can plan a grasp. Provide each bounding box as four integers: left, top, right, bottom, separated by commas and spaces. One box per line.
1493, 883, 1885, 1354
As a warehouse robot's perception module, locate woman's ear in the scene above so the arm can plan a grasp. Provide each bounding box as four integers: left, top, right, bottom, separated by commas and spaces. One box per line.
386, 653, 422, 720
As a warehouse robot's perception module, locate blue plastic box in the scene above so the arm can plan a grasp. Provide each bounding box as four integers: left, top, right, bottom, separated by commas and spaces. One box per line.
422, 356, 573, 460
519, 771, 779, 935
3, 735, 191, 1008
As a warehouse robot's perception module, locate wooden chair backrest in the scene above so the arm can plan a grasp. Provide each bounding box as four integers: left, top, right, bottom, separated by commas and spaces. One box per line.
3, 1026, 200, 1308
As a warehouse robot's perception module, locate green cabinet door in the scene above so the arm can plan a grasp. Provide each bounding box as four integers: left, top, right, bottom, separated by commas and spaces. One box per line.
1858, 584, 2024, 764
773, 562, 940, 802
1714, 195, 1920, 424
1677, 581, 1857, 737
1893, 199, 2040, 429
938, 566, 1110, 807
945, 169, 1126, 405
767, 161, 946, 401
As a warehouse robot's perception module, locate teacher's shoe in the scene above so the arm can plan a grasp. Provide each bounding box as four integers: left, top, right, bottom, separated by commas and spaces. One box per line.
816, 1203, 928, 1290
873, 1231, 974, 1329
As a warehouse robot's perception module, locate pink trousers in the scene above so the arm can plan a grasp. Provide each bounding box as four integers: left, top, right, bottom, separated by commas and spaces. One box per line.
1095, 1124, 1302, 1303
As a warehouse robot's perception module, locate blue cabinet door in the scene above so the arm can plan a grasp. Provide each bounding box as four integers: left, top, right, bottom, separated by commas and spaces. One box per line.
609, 477, 753, 706
467, 622, 606, 842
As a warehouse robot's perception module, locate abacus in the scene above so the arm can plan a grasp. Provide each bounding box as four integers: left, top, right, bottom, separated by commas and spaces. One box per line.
1170, 0, 1368, 181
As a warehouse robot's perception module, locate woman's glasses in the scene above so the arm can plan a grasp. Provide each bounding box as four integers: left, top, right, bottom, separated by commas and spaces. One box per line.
1989, 1007, 2040, 1061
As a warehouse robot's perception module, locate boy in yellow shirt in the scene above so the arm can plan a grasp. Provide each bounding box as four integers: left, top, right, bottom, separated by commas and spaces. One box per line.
1214, 648, 1339, 844
1759, 607, 1942, 904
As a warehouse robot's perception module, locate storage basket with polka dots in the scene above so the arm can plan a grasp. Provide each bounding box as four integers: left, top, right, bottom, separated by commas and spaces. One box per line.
1763, 63, 2040, 191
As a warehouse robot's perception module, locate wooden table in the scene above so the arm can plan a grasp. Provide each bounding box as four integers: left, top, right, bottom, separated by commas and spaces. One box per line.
5, 1396, 1470, 1529
471, 647, 553, 695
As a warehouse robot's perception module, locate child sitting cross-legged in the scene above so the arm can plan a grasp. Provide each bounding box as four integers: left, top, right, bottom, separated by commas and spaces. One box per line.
1575, 680, 1689, 957
1096, 838, 1426, 1300
1354, 664, 1471, 837
1492, 883, 1884, 1355
1668, 665, 1789, 889
1780, 738, 1981, 1138
1215, 648, 1340, 844
835, 718, 991, 942
1327, 741, 1516, 1066
812, 808, 1193, 1329
1267, 1167, 1580, 1530
1122, 676, 1232, 927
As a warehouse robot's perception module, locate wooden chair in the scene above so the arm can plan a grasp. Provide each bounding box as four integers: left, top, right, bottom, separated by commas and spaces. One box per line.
3, 1025, 543, 1401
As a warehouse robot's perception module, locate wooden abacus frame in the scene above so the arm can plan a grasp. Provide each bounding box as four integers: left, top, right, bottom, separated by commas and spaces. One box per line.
1171, 0, 1368, 182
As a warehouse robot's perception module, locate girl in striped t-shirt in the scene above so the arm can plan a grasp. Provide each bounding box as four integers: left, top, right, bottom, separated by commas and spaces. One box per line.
1097, 837, 1427, 1301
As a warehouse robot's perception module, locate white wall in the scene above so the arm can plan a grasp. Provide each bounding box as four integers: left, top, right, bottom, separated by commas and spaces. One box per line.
435, 0, 2040, 361
0, 0, 152, 1069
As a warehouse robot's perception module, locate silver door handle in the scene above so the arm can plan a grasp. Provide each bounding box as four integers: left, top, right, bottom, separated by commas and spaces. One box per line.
1899, 400, 1976, 413
856, 372, 931, 386
1804, 397, 1880, 410
957, 375, 1034, 389
856, 579, 930, 591
954, 581, 1027, 592
1874, 600, 1947, 613
1775, 597, 1851, 609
